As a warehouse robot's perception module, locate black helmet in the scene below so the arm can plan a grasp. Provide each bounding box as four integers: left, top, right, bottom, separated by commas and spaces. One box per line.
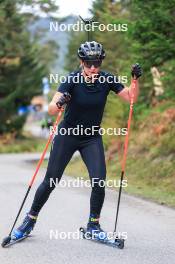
78, 41, 105, 61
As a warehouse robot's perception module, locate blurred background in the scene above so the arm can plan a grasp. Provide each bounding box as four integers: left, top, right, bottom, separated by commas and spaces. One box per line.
0, 0, 174, 207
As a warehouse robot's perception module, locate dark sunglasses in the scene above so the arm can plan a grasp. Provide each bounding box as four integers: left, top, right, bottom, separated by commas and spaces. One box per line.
83, 60, 102, 68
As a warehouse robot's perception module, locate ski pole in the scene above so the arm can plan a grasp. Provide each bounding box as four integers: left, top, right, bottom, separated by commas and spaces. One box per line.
9, 109, 63, 237
113, 78, 137, 234
2, 92, 71, 245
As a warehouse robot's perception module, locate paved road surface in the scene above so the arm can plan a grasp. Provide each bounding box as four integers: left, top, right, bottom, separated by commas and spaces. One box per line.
0, 153, 175, 264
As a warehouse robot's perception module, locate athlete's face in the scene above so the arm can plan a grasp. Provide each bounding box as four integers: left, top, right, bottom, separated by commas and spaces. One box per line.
81, 60, 101, 77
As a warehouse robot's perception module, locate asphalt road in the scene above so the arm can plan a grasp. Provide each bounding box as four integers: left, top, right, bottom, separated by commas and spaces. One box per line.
0, 153, 175, 264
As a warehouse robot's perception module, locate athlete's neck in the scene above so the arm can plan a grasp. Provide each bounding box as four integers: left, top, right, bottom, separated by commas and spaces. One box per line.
81, 69, 100, 83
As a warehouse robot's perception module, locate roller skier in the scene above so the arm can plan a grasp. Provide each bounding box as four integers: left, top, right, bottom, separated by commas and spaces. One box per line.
3, 41, 142, 246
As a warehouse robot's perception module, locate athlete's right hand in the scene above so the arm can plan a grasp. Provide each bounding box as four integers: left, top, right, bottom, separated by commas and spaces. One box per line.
56, 92, 71, 109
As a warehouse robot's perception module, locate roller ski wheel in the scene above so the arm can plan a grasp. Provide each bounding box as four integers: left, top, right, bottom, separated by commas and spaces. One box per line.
1, 234, 30, 248
114, 237, 125, 249
80, 227, 125, 249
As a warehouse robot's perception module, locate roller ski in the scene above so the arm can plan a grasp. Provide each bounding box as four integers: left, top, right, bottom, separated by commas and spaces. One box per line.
80, 226, 124, 249
80, 215, 124, 249
1, 213, 37, 248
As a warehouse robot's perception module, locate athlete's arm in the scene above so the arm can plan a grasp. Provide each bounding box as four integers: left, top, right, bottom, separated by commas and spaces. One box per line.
48, 92, 63, 115
117, 63, 142, 103
117, 79, 139, 103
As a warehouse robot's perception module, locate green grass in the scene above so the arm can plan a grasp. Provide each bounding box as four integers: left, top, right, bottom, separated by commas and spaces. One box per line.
65, 101, 175, 208
65, 153, 175, 208
0, 135, 47, 153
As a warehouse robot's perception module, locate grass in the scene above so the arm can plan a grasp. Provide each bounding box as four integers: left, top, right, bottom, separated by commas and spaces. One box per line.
65, 152, 175, 208
0, 134, 48, 153
65, 101, 175, 208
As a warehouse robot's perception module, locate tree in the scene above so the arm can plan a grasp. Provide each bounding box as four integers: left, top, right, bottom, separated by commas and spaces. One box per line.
130, 0, 175, 100
0, 0, 59, 134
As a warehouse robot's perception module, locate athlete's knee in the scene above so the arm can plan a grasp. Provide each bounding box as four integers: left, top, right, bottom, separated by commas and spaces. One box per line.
40, 178, 56, 193
92, 175, 106, 188
91, 178, 105, 196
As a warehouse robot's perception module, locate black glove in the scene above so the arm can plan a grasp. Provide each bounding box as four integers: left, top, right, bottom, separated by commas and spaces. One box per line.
56, 92, 71, 109
131, 63, 142, 79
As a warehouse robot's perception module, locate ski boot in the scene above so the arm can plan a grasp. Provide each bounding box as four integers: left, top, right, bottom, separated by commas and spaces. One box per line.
12, 213, 37, 240
86, 214, 107, 241
80, 214, 125, 248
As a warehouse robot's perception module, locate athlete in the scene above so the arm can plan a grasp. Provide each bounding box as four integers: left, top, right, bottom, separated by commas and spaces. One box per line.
12, 41, 142, 240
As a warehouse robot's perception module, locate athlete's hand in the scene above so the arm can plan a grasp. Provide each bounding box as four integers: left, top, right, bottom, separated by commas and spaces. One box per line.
56, 92, 71, 109
131, 63, 142, 79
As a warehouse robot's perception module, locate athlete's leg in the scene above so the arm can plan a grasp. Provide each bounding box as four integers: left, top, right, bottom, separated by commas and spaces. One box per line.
29, 133, 78, 216
12, 132, 78, 239
79, 136, 106, 219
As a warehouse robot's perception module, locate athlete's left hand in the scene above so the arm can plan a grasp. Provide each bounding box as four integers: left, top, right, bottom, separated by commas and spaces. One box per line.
131, 63, 142, 79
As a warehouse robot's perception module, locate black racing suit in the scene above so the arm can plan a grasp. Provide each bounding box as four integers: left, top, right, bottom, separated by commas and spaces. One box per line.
29, 70, 124, 219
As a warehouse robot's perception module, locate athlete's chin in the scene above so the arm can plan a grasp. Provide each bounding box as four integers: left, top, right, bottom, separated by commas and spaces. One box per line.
88, 71, 99, 76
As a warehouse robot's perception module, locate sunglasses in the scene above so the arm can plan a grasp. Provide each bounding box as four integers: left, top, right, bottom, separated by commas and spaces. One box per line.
83, 60, 102, 68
